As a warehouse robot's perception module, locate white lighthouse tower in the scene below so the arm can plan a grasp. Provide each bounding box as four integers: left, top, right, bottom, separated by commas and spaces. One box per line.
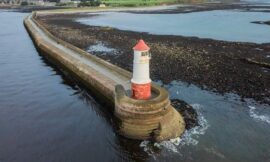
131, 39, 151, 100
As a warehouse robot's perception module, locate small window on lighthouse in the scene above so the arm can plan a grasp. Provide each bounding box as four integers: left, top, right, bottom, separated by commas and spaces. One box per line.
141, 51, 149, 57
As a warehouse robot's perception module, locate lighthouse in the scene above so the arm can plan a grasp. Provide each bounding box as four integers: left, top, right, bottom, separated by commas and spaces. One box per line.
131, 39, 151, 100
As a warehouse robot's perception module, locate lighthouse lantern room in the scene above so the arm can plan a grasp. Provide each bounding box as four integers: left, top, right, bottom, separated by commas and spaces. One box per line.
131, 39, 151, 100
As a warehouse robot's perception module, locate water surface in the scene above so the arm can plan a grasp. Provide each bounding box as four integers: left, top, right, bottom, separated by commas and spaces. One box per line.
0, 11, 121, 162
244, 0, 270, 3
77, 10, 270, 43
0, 10, 270, 162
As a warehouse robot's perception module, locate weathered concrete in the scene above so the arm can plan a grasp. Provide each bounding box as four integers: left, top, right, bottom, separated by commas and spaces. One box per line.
24, 11, 185, 141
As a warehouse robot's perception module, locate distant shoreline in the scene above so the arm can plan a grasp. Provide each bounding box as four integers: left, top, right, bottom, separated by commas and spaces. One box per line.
0, 0, 249, 13
252, 20, 270, 25
0, 5, 69, 12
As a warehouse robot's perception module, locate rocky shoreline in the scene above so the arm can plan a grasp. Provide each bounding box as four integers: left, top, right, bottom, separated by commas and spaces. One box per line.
252, 20, 270, 25
36, 9, 270, 105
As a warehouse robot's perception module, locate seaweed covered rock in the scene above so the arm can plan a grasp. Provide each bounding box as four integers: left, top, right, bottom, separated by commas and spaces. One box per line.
171, 99, 198, 130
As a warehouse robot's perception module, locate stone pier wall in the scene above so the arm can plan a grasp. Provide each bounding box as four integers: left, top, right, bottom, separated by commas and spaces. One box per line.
24, 12, 185, 141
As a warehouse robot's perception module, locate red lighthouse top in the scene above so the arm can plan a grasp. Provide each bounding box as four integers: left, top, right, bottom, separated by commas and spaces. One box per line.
133, 39, 150, 51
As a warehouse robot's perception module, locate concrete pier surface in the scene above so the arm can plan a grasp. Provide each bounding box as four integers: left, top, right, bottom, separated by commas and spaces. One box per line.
24, 11, 185, 141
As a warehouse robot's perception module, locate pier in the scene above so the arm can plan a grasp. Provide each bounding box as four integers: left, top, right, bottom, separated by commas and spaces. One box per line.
24, 11, 185, 141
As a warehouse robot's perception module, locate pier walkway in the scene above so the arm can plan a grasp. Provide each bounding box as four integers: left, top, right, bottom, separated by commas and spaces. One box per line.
27, 14, 131, 91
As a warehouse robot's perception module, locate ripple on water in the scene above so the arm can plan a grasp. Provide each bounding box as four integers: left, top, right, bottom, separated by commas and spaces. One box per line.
87, 42, 118, 55
139, 104, 209, 156
248, 106, 270, 124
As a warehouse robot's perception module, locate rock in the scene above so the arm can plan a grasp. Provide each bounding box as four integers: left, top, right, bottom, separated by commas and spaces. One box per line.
171, 99, 199, 130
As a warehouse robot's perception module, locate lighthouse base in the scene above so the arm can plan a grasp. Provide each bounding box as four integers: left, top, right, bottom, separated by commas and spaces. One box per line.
115, 84, 185, 141
131, 82, 151, 100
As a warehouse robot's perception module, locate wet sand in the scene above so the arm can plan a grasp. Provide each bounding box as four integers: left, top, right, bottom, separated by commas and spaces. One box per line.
36, 7, 270, 105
